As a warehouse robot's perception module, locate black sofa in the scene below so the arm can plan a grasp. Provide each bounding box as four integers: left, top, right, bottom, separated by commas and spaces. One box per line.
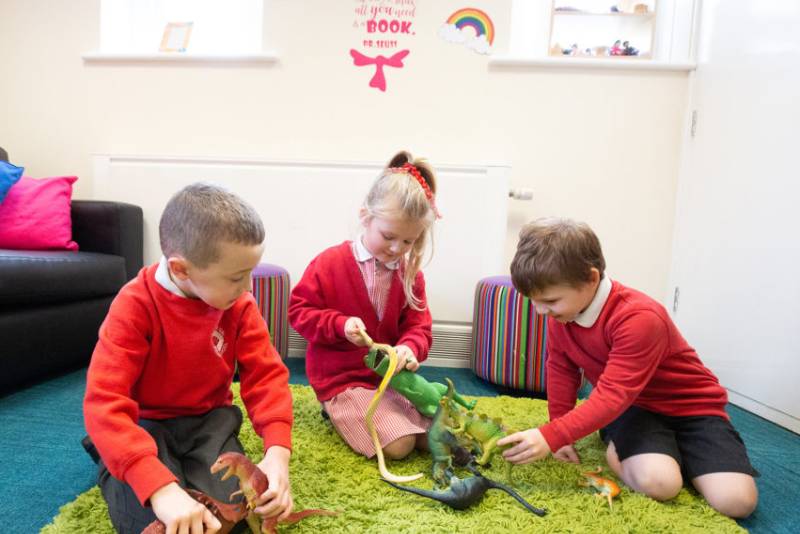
0, 149, 143, 395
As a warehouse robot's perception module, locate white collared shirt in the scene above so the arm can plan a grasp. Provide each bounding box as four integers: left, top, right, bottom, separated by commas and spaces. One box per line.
573, 275, 613, 328
352, 236, 400, 270
155, 256, 189, 297
352, 236, 399, 320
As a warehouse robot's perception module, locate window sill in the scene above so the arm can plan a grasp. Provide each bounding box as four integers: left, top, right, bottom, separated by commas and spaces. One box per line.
489, 55, 696, 72
81, 51, 279, 65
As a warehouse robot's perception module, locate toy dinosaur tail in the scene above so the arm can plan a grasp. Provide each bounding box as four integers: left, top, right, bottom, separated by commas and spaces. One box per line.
382, 479, 473, 510
484, 477, 548, 517
281, 508, 339, 525
365, 341, 423, 483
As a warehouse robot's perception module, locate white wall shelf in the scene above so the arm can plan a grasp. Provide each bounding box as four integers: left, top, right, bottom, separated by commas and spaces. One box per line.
82, 51, 278, 65
507, 0, 698, 69
489, 55, 695, 71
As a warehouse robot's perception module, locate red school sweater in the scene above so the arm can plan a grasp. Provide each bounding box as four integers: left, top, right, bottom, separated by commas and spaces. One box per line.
288, 241, 433, 402
83, 263, 293, 505
539, 281, 728, 453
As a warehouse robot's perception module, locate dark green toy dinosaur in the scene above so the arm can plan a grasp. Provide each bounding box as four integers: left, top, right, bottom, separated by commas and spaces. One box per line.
383, 473, 547, 516
364, 347, 476, 417
426, 378, 465, 487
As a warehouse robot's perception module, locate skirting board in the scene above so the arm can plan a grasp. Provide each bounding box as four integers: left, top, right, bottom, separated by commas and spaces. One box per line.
287, 322, 472, 369
727, 389, 800, 434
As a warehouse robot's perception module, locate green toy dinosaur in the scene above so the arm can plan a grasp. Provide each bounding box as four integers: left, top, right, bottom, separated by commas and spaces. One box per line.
426, 378, 467, 487
446, 397, 515, 481
364, 347, 476, 417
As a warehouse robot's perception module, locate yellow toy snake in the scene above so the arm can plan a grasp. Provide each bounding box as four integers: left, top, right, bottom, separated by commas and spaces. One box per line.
360, 329, 424, 483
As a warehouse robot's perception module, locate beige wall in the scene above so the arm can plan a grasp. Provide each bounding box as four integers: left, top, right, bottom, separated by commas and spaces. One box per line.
0, 0, 688, 301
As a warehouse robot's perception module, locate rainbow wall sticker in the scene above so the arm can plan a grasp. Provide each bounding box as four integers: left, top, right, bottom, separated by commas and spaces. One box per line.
439, 7, 494, 55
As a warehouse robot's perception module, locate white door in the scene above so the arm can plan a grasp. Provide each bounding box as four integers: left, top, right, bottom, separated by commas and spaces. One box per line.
669, 0, 800, 432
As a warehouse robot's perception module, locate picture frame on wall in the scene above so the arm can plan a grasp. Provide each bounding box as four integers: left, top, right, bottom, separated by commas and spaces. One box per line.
159, 22, 194, 52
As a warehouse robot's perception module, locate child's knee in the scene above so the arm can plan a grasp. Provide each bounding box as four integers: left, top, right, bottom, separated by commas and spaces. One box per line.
697, 475, 758, 518
708, 492, 758, 519
625, 463, 683, 500
383, 435, 416, 460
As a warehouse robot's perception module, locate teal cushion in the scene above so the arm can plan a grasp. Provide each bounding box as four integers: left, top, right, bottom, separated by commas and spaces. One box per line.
0, 162, 24, 203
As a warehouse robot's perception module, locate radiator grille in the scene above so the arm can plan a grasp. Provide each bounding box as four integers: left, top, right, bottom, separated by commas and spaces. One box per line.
288, 323, 472, 368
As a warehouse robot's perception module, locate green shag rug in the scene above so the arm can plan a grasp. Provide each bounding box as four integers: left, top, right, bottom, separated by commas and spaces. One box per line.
43, 385, 745, 533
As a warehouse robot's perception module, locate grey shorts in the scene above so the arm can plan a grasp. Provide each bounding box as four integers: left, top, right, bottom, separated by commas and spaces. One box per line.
84, 405, 247, 534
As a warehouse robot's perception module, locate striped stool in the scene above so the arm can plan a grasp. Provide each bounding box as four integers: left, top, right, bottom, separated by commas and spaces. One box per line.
251, 264, 290, 359
471, 276, 547, 393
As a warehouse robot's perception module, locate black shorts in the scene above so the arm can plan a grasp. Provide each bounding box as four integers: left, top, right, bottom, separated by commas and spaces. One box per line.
599, 405, 759, 480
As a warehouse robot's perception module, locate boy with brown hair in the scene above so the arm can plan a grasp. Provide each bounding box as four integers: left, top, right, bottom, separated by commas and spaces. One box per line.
83, 183, 293, 534
497, 217, 758, 518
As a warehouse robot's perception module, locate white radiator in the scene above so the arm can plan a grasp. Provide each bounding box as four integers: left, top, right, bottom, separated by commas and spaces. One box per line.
288, 322, 473, 368
93, 154, 510, 326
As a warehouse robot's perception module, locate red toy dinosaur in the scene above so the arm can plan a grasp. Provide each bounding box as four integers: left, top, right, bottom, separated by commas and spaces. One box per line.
140, 452, 336, 534
140, 488, 246, 534
211, 452, 337, 534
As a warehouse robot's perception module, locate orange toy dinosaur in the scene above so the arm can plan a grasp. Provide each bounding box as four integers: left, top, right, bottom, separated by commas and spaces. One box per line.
211, 452, 337, 534
140, 452, 336, 534
579, 467, 621, 510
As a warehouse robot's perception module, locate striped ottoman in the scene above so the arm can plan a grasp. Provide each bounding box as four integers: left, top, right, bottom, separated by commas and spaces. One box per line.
251, 264, 290, 359
471, 276, 548, 393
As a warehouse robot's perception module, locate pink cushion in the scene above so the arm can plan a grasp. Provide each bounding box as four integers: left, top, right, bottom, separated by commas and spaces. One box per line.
0, 176, 79, 251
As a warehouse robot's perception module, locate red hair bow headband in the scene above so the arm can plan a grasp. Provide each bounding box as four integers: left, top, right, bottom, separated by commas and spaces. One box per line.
392, 162, 443, 219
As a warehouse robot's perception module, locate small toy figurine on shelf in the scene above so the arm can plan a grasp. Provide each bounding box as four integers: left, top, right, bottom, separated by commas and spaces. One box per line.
610, 40, 623, 56
594, 45, 609, 56
622, 40, 639, 55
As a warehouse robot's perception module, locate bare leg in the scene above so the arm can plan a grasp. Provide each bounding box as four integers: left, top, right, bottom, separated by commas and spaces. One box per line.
692, 472, 758, 518
383, 434, 417, 460
606, 441, 683, 501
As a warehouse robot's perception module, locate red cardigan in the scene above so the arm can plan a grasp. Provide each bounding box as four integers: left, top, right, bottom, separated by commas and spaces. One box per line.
539, 280, 728, 452
84, 264, 293, 505
289, 241, 432, 402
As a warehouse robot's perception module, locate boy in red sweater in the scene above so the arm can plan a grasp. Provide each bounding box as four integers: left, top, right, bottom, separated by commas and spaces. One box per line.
497, 217, 758, 518
83, 183, 294, 534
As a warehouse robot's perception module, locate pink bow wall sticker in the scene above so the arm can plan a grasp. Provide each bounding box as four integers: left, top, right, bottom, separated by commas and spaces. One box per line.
349, 49, 410, 92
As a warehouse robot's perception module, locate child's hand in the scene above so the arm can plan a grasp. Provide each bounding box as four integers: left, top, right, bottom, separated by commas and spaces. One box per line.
150, 481, 221, 533
344, 317, 369, 346
254, 445, 293, 520
395, 344, 419, 372
553, 444, 580, 463
497, 428, 552, 464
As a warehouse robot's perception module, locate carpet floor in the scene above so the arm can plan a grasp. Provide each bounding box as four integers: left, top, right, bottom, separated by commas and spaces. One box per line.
0, 360, 797, 533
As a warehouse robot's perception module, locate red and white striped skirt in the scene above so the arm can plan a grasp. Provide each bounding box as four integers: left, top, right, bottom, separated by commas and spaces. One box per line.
322, 387, 431, 458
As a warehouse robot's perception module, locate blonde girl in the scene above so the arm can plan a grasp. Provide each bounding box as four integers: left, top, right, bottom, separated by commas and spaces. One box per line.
289, 150, 441, 460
